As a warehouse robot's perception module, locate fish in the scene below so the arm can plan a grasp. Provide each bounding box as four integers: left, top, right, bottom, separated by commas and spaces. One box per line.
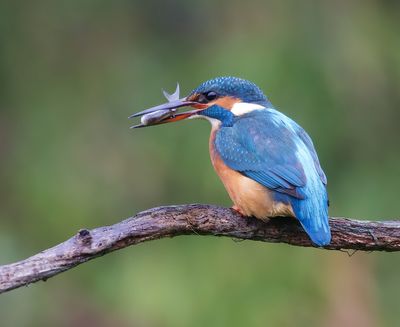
140, 109, 175, 126
130, 83, 180, 129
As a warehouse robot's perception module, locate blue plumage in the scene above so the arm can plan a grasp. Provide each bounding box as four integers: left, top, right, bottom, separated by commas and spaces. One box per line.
133, 76, 331, 246
211, 107, 331, 246
191, 77, 272, 106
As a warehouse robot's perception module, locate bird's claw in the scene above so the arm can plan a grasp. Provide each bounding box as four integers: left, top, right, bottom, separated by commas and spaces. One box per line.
231, 205, 246, 217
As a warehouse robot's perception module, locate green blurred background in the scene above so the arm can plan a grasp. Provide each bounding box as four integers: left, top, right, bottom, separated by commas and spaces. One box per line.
1, 0, 399, 326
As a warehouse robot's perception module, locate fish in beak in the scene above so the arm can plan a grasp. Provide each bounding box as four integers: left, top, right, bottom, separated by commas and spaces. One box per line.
129, 84, 204, 129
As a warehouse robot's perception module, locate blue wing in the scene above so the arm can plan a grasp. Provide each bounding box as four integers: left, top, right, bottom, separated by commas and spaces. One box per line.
214, 108, 331, 246
294, 125, 327, 185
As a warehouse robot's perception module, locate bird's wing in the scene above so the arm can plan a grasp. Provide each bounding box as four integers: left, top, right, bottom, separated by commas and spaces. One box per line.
294, 125, 327, 185
215, 109, 331, 246
215, 110, 320, 199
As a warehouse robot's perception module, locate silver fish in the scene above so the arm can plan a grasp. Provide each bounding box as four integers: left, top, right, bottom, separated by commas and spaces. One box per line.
131, 83, 180, 128
162, 83, 180, 102
140, 109, 174, 125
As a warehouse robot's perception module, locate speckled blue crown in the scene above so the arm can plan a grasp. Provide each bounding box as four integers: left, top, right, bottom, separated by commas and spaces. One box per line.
190, 76, 270, 105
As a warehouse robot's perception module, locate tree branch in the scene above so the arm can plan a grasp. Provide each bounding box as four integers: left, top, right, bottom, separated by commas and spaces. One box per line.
0, 204, 399, 294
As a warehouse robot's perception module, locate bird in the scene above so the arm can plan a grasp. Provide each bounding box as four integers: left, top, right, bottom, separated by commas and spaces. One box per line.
130, 76, 331, 246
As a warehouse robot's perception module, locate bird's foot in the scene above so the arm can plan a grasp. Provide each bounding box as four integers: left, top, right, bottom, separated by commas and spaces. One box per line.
231, 205, 246, 217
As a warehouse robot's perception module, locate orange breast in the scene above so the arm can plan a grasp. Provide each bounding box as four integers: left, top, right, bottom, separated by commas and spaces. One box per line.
209, 128, 294, 219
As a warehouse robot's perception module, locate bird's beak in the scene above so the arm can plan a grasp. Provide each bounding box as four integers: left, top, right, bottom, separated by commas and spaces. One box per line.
129, 98, 197, 118
129, 97, 205, 129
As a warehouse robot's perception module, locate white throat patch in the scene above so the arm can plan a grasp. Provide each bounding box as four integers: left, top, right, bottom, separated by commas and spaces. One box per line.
231, 102, 265, 116
189, 114, 221, 129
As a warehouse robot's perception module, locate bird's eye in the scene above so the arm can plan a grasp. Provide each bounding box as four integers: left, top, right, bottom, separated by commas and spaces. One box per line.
205, 91, 218, 101
198, 91, 218, 103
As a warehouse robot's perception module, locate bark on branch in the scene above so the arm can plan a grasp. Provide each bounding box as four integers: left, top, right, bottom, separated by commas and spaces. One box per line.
0, 204, 399, 294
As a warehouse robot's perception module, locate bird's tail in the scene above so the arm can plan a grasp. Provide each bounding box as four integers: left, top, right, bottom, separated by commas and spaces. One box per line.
290, 190, 331, 246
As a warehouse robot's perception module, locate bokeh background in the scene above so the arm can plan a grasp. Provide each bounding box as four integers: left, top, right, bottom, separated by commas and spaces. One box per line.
1, 1, 399, 326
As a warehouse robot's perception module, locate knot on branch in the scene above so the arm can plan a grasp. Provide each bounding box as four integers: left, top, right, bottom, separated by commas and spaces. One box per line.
76, 229, 92, 247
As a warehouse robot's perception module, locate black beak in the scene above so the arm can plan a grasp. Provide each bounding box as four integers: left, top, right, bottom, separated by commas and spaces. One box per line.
128, 98, 197, 119
129, 83, 205, 128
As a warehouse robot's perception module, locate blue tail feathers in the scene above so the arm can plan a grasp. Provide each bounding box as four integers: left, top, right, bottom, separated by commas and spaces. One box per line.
290, 194, 331, 246
273, 190, 331, 246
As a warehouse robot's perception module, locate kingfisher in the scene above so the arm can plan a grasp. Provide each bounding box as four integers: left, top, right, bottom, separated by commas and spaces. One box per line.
130, 77, 331, 246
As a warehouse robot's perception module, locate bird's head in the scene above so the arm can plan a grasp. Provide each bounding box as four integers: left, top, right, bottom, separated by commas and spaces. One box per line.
130, 76, 272, 128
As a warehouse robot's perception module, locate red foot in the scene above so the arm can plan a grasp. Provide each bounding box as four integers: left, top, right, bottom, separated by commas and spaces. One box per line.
231, 205, 246, 217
